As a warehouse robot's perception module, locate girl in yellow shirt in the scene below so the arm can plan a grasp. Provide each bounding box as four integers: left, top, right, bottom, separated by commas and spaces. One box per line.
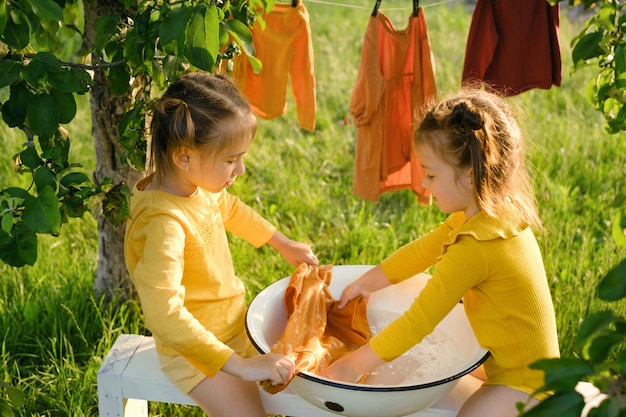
124, 72, 318, 416
322, 88, 560, 417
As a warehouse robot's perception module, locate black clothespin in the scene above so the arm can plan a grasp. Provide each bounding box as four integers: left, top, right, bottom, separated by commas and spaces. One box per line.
292, 0, 298, 7
371, 0, 381, 16
413, 0, 420, 16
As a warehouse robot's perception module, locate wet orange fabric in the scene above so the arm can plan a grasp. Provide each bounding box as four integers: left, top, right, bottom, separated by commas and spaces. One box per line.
350, 8, 436, 203
261, 263, 372, 394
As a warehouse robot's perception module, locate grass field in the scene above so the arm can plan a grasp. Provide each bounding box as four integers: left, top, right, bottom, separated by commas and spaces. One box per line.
1, 1, 625, 415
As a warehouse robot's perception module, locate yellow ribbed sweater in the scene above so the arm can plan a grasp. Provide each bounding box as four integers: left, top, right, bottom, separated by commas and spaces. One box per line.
372, 211, 560, 394
124, 176, 276, 378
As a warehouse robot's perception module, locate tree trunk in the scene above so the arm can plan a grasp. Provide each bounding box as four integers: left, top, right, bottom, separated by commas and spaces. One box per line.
84, 1, 143, 299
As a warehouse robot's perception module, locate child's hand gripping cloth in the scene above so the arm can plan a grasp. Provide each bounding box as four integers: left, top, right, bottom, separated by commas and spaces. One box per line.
260, 263, 372, 393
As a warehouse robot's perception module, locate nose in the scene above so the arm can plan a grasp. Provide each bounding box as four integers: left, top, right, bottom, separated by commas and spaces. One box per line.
235, 160, 246, 176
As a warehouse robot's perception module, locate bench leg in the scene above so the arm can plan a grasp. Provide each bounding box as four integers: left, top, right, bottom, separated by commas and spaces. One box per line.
98, 334, 149, 417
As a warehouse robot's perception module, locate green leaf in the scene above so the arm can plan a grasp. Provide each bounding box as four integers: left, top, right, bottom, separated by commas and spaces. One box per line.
39, 128, 70, 168
1, 214, 13, 235
2, 83, 32, 127
521, 391, 585, 417
18, 146, 42, 169
530, 357, 593, 391
598, 259, 626, 301
1, 10, 30, 49
31, 51, 62, 71
60, 172, 90, 188
612, 211, 626, 248
94, 14, 121, 52
0, 59, 21, 88
34, 165, 56, 193
572, 31, 604, 64
576, 311, 615, 348
222, 19, 255, 57
22, 186, 61, 235
48, 69, 91, 94
0, 221, 37, 267
123, 30, 142, 69
27, 93, 59, 139
24, 0, 63, 21
615, 45, 626, 77
247, 54, 262, 74
159, 6, 190, 56
0, 380, 23, 408
185, 4, 218, 71
0, 0, 7, 35
50, 90, 76, 124
586, 333, 623, 363
107, 64, 130, 94
0, 400, 15, 417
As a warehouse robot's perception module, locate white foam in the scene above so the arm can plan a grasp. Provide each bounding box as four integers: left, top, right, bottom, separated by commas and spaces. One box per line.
363, 310, 466, 386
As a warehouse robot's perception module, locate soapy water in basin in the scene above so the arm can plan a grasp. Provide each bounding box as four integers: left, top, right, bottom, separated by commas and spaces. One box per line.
362, 310, 466, 386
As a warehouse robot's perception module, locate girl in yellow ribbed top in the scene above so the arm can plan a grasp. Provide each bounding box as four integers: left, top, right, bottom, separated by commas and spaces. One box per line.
322, 88, 560, 416
124, 72, 318, 416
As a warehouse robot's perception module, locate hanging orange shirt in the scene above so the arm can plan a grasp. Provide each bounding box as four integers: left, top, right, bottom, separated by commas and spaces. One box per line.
231, 1, 316, 131
461, 0, 561, 97
350, 8, 436, 203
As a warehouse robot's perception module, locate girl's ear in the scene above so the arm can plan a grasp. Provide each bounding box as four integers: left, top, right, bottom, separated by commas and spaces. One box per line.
463, 168, 474, 189
172, 147, 191, 171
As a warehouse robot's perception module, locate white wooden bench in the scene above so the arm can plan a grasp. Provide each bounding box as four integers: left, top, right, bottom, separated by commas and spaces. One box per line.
97, 334, 605, 417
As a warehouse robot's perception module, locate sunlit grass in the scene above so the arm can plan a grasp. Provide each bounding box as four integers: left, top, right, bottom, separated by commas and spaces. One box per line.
0, 1, 625, 415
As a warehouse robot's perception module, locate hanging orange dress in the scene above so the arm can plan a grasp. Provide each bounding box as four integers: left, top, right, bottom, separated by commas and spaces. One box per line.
261, 263, 371, 394
230, 1, 316, 131
350, 8, 436, 203
461, 0, 561, 96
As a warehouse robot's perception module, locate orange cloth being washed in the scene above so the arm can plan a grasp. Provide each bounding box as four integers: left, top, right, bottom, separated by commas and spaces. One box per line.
261, 263, 372, 394
350, 8, 436, 203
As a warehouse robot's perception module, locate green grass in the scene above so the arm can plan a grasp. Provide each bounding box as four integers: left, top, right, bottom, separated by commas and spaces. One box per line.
1, 1, 625, 415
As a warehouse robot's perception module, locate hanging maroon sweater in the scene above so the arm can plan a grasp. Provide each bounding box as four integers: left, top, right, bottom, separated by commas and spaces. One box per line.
461, 0, 561, 97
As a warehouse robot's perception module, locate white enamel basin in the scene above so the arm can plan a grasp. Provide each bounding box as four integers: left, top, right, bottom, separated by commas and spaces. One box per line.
246, 265, 489, 417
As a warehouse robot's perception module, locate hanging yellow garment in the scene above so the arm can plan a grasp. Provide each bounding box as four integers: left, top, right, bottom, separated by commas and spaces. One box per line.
230, 1, 316, 131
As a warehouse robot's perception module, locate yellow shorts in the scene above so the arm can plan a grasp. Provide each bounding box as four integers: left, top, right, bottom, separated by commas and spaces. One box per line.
157, 331, 259, 394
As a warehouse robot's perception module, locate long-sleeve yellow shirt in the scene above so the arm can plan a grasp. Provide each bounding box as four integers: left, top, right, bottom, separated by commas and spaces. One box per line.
372, 211, 560, 393
124, 176, 276, 378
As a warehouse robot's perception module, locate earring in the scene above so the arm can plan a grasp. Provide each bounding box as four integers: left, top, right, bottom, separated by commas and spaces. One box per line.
185, 164, 189, 174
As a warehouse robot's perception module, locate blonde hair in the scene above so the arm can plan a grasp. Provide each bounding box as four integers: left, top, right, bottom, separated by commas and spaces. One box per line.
415, 88, 541, 230
148, 72, 256, 181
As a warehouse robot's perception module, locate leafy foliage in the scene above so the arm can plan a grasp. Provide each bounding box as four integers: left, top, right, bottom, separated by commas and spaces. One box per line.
0, 0, 272, 267
566, 0, 626, 134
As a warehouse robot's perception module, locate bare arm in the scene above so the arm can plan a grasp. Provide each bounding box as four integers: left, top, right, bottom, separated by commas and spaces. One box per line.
337, 264, 392, 308
267, 231, 318, 267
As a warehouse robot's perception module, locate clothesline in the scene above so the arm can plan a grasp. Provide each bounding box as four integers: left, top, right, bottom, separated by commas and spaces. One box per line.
303, 0, 460, 11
